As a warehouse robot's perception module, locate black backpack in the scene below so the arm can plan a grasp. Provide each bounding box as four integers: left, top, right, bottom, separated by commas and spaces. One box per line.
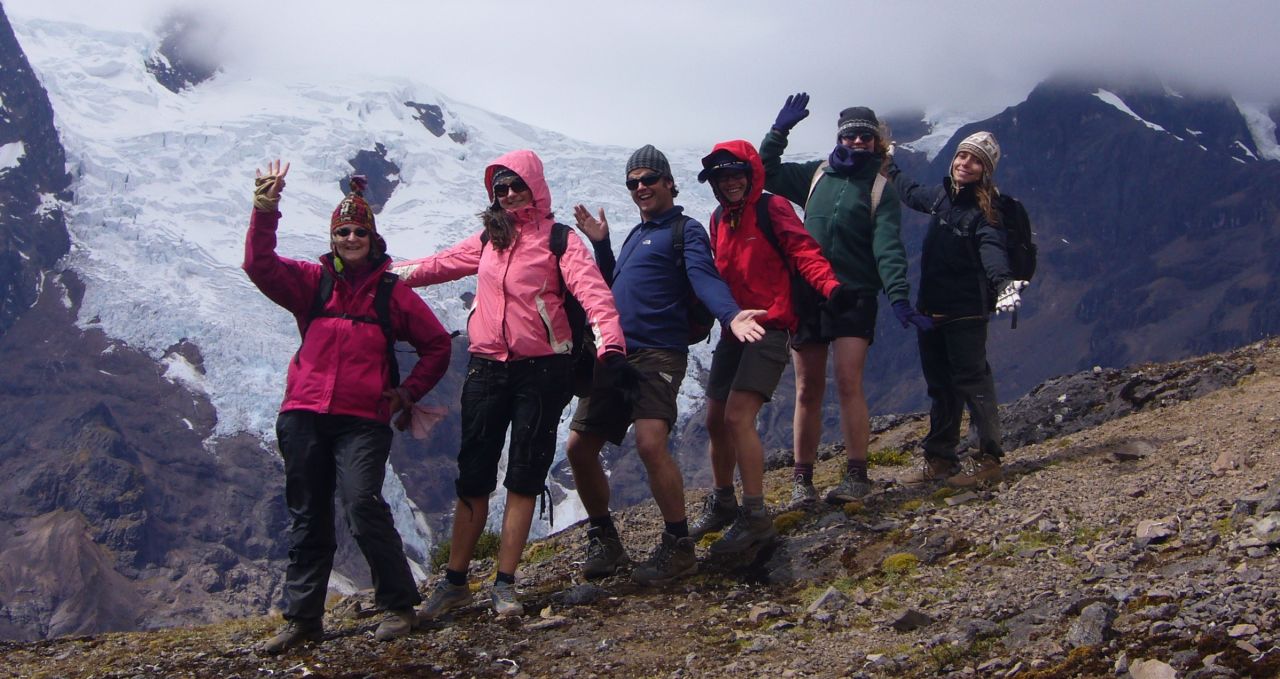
482, 224, 595, 396
997, 194, 1037, 283
304, 267, 401, 387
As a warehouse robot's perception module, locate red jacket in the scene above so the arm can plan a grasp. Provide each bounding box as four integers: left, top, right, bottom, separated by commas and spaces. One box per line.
706, 140, 840, 332
243, 209, 452, 423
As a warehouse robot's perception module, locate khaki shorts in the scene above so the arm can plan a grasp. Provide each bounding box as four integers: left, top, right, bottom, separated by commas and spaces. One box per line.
570, 349, 688, 445
706, 329, 790, 402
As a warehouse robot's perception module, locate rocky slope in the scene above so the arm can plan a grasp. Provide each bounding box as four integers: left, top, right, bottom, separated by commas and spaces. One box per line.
3, 338, 1278, 678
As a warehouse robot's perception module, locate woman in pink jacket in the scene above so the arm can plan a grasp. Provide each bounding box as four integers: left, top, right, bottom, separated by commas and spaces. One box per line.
394, 150, 629, 619
243, 161, 452, 653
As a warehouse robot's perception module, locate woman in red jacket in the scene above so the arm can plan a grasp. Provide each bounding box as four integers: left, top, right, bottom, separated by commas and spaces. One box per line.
243, 161, 452, 653
690, 141, 853, 562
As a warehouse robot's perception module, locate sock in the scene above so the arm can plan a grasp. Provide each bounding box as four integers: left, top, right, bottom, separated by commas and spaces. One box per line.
665, 520, 690, 538
714, 485, 737, 505
847, 458, 869, 482
742, 494, 766, 513
495, 571, 515, 585
794, 462, 814, 485
445, 568, 467, 586
589, 514, 617, 536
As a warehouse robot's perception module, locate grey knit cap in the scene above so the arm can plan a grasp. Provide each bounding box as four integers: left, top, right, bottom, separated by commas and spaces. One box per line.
956, 131, 1001, 172
626, 144, 672, 178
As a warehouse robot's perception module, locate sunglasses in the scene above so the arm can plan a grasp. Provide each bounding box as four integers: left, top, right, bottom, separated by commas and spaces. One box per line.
493, 179, 529, 197
840, 132, 876, 143
625, 173, 663, 191
333, 227, 370, 238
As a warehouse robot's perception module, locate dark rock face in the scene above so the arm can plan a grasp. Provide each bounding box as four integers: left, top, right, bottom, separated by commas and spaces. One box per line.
0, 9, 71, 338
882, 109, 930, 145
144, 11, 221, 93
404, 101, 467, 143
342, 143, 400, 213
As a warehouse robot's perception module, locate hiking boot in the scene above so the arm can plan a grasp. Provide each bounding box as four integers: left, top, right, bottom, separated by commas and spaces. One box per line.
582, 526, 629, 579
947, 455, 1004, 487
708, 507, 778, 557
788, 481, 818, 509
631, 532, 697, 586
417, 578, 471, 621
262, 618, 323, 654
896, 457, 960, 486
688, 492, 738, 540
825, 473, 872, 504
374, 608, 415, 642
490, 580, 523, 618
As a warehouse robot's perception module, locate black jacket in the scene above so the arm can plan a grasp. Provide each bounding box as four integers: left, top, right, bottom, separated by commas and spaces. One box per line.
887, 163, 1011, 317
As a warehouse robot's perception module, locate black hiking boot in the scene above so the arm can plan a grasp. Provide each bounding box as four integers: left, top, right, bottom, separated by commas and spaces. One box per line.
708, 507, 777, 558
582, 526, 629, 579
688, 491, 738, 540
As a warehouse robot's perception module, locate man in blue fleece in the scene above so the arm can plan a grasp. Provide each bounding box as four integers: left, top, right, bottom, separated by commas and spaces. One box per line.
566, 144, 766, 586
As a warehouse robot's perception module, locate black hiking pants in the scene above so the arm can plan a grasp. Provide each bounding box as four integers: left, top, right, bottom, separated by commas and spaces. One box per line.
276, 411, 421, 622
916, 317, 1003, 464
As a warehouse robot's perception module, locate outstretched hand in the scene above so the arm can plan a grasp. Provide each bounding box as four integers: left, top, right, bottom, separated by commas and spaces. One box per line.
573, 204, 609, 242
729, 309, 767, 343
254, 159, 290, 211
995, 280, 1030, 315
773, 92, 810, 132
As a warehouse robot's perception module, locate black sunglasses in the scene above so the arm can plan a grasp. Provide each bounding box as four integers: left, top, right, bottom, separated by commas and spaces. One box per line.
493, 179, 529, 197
625, 173, 663, 191
840, 132, 876, 143
333, 227, 370, 238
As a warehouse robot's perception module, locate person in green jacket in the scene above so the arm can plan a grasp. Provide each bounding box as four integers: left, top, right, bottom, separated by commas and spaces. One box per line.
760, 93, 932, 506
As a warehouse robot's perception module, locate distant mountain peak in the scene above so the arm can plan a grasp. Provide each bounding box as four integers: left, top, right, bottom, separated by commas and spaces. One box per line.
144, 10, 224, 93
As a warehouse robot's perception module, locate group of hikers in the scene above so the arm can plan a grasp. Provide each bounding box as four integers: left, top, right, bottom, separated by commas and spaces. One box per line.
242, 93, 1031, 652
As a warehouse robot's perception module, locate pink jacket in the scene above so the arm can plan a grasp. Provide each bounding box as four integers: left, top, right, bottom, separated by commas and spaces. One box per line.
243, 209, 452, 422
393, 150, 625, 362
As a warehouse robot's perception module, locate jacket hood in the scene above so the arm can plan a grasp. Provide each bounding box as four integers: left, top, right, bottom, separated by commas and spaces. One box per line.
485, 149, 554, 224
700, 140, 766, 209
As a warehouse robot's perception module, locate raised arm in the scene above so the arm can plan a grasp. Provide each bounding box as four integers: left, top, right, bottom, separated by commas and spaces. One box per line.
883, 157, 947, 215
242, 160, 320, 314
573, 204, 617, 284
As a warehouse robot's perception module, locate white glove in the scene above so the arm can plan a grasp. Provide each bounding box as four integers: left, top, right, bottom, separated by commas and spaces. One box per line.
995, 280, 1029, 314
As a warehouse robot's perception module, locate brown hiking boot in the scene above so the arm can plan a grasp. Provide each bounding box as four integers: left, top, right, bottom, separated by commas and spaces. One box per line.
262, 618, 323, 654
947, 455, 1004, 487
896, 457, 960, 486
374, 608, 415, 642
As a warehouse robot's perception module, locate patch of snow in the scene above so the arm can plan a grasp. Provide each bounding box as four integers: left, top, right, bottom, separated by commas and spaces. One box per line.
0, 140, 25, 170
162, 353, 207, 394
1093, 90, 1167, 133
1185, 128, 1202, 136
182, 417, 193, 430
1233, 141, 1258, 160
1235, 99, 1280, 161
97, 369, 114, 375
900, 106, 1002, 161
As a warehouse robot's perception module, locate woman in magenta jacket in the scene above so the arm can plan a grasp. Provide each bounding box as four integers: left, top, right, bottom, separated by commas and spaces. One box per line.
394, 149, 628, 619
243, 161, 452, 652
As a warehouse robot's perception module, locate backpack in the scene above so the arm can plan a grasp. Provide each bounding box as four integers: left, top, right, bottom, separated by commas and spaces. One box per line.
617, 215, 717, 345
481, 224, 595, 396
305, 267, 401, 387
997, 194, 1037, 283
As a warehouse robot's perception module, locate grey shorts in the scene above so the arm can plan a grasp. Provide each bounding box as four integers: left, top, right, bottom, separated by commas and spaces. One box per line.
570, 348, 688, 445
706, 329, 790, 402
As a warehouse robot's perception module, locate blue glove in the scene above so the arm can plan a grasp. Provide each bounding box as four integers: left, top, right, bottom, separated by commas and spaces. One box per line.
602, 352, 641, 402
773, 92, 810, 132
892, 300, 935, 332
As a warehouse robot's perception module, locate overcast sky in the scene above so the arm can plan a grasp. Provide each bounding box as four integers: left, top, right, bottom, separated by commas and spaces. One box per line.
9, 0, 1280, 153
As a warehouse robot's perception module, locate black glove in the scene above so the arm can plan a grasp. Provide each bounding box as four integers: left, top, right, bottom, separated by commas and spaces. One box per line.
825, 284, 861, 315
892, 300, 935, 332
773, 92, 810, 132
602, 352, 641, 401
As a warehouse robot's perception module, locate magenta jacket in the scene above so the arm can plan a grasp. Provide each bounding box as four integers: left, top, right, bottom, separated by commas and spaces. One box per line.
393, 150, 625, 362
244, 209, 452, 423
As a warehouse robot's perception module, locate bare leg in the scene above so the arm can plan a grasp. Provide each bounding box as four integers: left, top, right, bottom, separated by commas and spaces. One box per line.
495, 491, 536, 576
724, 390, 767, 496
832, 337, 871, 464
705, 398, 737, 488
791, 344, 829, 466
446, 496, 490, 572
633, 418, 686, 522
565, 430, 610, 518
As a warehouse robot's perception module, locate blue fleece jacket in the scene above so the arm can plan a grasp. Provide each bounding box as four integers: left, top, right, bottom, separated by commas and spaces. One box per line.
591, 207, 740, 352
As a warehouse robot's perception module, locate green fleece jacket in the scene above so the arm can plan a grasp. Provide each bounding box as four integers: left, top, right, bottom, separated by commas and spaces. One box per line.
759, 128, 911, 303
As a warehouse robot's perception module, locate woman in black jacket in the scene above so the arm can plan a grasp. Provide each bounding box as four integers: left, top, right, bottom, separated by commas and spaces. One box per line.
884, 132, 1028, 487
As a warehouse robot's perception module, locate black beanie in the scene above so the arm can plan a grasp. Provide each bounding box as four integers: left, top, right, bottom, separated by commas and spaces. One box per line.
626, 144, 672, 178
837, 106, 880, 137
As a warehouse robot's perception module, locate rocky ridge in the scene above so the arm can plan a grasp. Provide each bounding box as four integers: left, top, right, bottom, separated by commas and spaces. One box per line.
3, 338, 1278, 677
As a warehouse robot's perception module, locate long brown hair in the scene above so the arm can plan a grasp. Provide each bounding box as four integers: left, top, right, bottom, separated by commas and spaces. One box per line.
953, 163, 1001, 226
478, 203, 517, 251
